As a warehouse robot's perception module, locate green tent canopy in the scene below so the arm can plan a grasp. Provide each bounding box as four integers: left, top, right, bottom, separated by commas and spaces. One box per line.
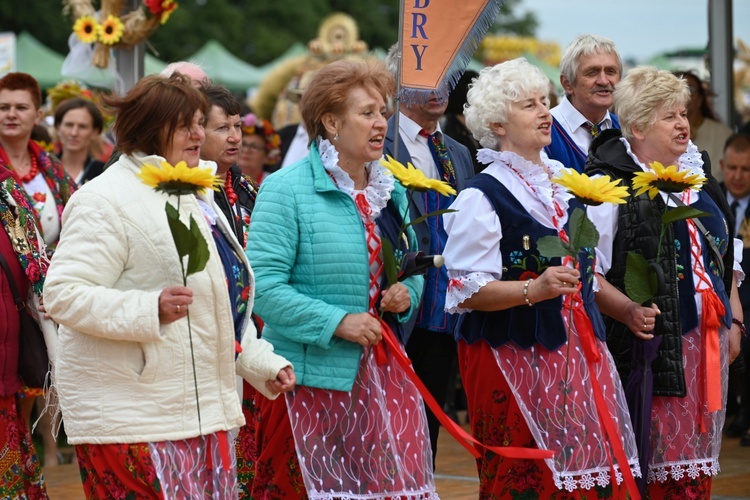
15, 32, 66, 89
15, 31, 166, 90
521, 51, 562, 95
188, 40, 263, 91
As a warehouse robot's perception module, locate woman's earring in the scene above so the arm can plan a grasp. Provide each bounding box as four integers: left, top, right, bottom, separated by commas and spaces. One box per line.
333, 132, 339, 141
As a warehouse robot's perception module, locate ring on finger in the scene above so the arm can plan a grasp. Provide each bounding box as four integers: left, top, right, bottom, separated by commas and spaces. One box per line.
177, 304, 181, 313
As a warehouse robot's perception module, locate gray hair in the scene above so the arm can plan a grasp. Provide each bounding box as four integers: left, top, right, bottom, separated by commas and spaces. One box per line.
559, 34, 622, 88
613, 66, 690, 141
385, 43, 400, 78
464, 58, 549, 150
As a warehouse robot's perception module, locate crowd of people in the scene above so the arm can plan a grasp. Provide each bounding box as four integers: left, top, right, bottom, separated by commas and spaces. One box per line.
0, 29, 749, 500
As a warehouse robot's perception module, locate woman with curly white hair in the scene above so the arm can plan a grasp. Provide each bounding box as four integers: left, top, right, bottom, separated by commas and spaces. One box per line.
442, 58, 639, 498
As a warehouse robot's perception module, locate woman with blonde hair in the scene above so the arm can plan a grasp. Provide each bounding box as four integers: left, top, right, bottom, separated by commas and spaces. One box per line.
586, 66, 742, 497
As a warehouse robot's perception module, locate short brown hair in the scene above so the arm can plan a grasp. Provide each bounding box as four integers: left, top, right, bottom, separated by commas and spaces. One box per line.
299, 59, 393, 146
104, 73, 209, 157
0, 72, 42, 109
54, 97, 104, 133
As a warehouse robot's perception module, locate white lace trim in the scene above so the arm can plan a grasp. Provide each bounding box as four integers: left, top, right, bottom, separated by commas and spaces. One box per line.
476, 149, 572, 230
620, 137, 706, 192
445, 270, 497, 314
553, 462, 642, 492
309, 491, 439, 500
646, 459, 720, 484
318, 138, 395, 223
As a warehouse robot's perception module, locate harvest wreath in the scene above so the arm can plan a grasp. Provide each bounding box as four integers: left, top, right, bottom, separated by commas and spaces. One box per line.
64, 0, 177, 68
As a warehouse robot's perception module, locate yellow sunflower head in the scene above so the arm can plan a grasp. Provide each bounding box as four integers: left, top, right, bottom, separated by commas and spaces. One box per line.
379, 155, 457, 197
138, 161, 219, 196
631, 161, 706, 200
73, 16, 100, 44
98, 15, 125, 46
552, 169, 629, 206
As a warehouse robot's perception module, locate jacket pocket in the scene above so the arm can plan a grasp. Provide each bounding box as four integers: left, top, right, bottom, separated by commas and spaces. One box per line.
137, 341, 159, 384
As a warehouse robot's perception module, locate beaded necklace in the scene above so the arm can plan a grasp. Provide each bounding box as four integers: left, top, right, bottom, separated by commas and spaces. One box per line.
503, 156, 569, 242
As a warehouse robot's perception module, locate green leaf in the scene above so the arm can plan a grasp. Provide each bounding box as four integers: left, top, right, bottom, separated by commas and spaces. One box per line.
624, 252, 656, 304
536, 235, 575, 259
165, 202, 192, 258
568, 207, 600, 251
186, 215, 210, 276
381, 237, 399, 286
661, 206, 711, 225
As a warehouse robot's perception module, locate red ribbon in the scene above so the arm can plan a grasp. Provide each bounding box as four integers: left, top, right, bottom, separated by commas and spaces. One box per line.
700, 289, 725, 417
373, 316, 553, 461
564, 293, 641, 500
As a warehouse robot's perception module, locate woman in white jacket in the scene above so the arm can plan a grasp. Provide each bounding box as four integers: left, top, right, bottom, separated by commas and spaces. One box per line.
43, 73, 295, 499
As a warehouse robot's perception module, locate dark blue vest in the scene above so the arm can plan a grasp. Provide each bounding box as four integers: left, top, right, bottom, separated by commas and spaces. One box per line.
544, 115, 621, 173
455, 173, 605, 351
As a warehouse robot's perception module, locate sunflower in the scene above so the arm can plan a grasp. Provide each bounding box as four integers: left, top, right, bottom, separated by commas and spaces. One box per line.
98, 15, 125, 45
631, 161, 706, 200
380, 155, 456, 197
138, 161, 219, 196
73, 15, 99, 44
552, 169, 629, 206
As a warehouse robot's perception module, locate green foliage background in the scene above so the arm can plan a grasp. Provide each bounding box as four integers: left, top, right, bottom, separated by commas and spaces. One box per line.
0, 0, 535, 66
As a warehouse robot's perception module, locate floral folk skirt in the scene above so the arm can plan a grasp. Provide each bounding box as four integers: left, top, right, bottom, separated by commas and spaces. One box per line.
0, 395, 46, 499
75, 431, 237, 499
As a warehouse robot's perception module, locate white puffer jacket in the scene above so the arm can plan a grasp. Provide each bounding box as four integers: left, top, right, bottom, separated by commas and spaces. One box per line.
44, 153, 290, 445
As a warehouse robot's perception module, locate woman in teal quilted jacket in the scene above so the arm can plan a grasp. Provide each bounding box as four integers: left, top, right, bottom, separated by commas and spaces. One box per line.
245, 59, 436, 499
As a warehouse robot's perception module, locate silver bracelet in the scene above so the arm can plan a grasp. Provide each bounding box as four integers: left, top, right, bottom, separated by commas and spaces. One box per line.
523, 278, 534, 307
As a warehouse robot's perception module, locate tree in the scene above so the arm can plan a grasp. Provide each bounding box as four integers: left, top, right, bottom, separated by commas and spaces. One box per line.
0, 0, 533, 68
491, 0, 538, 37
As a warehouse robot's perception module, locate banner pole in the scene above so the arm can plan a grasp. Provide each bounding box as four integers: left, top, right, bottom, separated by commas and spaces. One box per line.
392, 0, 405, 161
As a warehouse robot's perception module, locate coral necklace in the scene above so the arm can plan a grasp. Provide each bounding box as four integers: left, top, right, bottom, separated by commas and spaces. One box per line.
224, 170, 238, 205
8, 150, 40, 184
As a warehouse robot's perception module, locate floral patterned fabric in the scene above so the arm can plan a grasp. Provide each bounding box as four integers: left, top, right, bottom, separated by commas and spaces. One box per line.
76, 432, 237, 500
459, 340, 630, 500
0, 395, 46, 499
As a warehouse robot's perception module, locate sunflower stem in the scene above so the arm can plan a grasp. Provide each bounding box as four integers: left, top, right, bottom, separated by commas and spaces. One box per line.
176, 195, 202, 435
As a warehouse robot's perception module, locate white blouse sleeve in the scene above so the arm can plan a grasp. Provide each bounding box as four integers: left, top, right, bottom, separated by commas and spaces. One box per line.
587, 198, 619, 276
442, 187, 503, 314
734, 237, 745, 286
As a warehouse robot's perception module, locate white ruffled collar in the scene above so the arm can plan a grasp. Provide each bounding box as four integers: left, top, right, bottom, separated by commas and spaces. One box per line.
317, 138, 394, 222
478, 148, 572, 229
620, 137, 705, 193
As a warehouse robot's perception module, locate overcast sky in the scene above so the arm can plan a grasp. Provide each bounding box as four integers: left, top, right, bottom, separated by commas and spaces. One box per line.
519, 0, 750, 63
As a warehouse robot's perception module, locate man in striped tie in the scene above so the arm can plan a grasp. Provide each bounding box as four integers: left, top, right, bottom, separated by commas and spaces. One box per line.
383, 45, 475, 469
544, 34, 622, 172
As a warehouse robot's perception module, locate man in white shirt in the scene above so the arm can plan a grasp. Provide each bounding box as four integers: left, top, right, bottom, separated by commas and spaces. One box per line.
544, 34, 622, 172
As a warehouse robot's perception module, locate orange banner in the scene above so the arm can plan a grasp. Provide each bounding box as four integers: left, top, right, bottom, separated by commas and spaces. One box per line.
400, 0, 501, 102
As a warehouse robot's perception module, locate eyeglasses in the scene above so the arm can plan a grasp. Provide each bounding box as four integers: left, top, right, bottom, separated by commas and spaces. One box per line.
241, 142, 265, 151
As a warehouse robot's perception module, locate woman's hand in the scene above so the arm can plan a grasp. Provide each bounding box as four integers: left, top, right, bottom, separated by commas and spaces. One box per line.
333, 313, 382, 347
527, 266, 581, 303
622, 302, 660, 340
729, 323, 742, 364
380, 283, 411, 314
158, 286, 193, 324
265, 365, 296, 395
37, 296, 51, 320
